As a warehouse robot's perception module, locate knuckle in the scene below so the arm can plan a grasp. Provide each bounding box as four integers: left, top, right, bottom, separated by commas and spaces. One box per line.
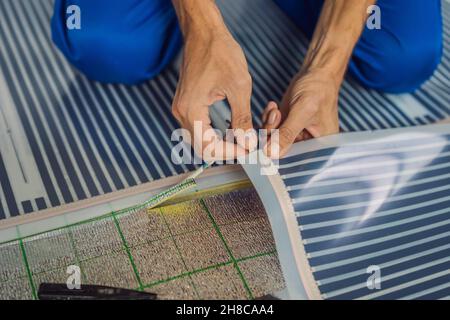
233, 113, 252, 128
171, 104, 187, 123
236, 73, 252, 88
171, 106, 182, 121
279, 126, 297, 142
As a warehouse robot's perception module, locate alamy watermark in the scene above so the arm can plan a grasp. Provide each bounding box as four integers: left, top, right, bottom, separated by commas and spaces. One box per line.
366, 265, 382, 290
171, 121, 280, 175
66, 265, 81, 290
366, 5, 381, 30
66, 4, 381, 31
66, 5, 81, 30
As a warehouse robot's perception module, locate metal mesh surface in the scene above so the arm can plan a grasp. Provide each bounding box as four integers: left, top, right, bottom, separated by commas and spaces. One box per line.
0, 188, 285, 300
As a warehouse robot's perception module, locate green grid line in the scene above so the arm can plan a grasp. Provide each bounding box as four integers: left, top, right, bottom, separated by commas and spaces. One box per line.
122, 210, 217, 251
0, 181, 252, 247
139, 250, 277, 291
1, 189, 280, 299
9, 181, 194, 246
2, 209, 273, 280
5, 227, 277, 299
236, 250, 277, 263
18, 239, 37, 300
66, 221, 87, 284
0, 212, 116, 247
140, 261, 233, 290
200, 198, 254, 299
0, 204, 226, 248
68, 232, 86, 282
159, 207, 201, 299
0, 248, 276, 287
111, 211, 144, 291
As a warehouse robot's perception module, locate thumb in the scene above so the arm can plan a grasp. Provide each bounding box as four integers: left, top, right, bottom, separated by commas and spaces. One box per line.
264, 107, 312, 158
262, 102, 282, 131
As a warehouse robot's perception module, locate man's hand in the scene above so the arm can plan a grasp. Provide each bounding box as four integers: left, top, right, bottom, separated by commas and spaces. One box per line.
262, 0, 376, 158
172, 0, 256, 161
262, 69, 339, 158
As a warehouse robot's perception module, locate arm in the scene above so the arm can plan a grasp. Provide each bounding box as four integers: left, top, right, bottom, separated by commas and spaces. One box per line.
172, 0, 257, 161
263, 0, 376, 158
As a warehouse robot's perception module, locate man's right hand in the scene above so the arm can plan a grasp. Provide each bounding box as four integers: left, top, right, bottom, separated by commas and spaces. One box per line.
172, 0, 256, 161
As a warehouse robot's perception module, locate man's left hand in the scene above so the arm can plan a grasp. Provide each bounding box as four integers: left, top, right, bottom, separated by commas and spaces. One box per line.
262, 69, 340, 158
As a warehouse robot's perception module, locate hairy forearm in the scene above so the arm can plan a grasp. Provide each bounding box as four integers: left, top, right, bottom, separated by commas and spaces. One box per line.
302, 0, 377, 83
172, 0, 227, 40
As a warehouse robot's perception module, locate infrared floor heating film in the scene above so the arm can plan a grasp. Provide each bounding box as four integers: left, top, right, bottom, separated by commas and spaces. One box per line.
241, 124, 450, 300
0, 188, 285, 300
0, 0, 449, 220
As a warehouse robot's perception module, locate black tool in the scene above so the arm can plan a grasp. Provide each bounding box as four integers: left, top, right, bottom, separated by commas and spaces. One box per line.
38, 283, 157, 300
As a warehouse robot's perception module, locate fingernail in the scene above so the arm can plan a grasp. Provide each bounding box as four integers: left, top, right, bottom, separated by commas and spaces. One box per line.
268, 111, 277, 125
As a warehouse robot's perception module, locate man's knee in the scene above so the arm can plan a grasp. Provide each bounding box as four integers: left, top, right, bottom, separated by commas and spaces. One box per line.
349, 0, 443, 93
53, 28, 181, 85
51, 0, 182, 84
351, 38, 442, 93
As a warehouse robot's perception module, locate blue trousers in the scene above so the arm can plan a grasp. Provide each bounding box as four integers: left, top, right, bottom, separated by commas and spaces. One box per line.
52, 0, 442, 93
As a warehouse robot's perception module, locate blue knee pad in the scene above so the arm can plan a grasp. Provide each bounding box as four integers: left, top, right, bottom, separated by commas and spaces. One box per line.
51, 0, 182, 84
274, 0, 443, 93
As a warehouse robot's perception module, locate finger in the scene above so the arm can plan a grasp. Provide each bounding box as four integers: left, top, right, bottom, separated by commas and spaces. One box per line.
264, 105, 316, 159
240, 129, 258, 152
191, 116, 248, 162
227, 80, 257, 151
263, 121, 300, 159
295, 129, 314, 142
230, 108, 257, 151
261, 101, 278, 124
203, 137, 249, 162
229, 107, 257, 151
262, 108, 282, 132
228, 80, 253, 131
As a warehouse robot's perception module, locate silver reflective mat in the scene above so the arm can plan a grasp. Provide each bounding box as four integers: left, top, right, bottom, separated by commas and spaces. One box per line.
0, 188, 285, 300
